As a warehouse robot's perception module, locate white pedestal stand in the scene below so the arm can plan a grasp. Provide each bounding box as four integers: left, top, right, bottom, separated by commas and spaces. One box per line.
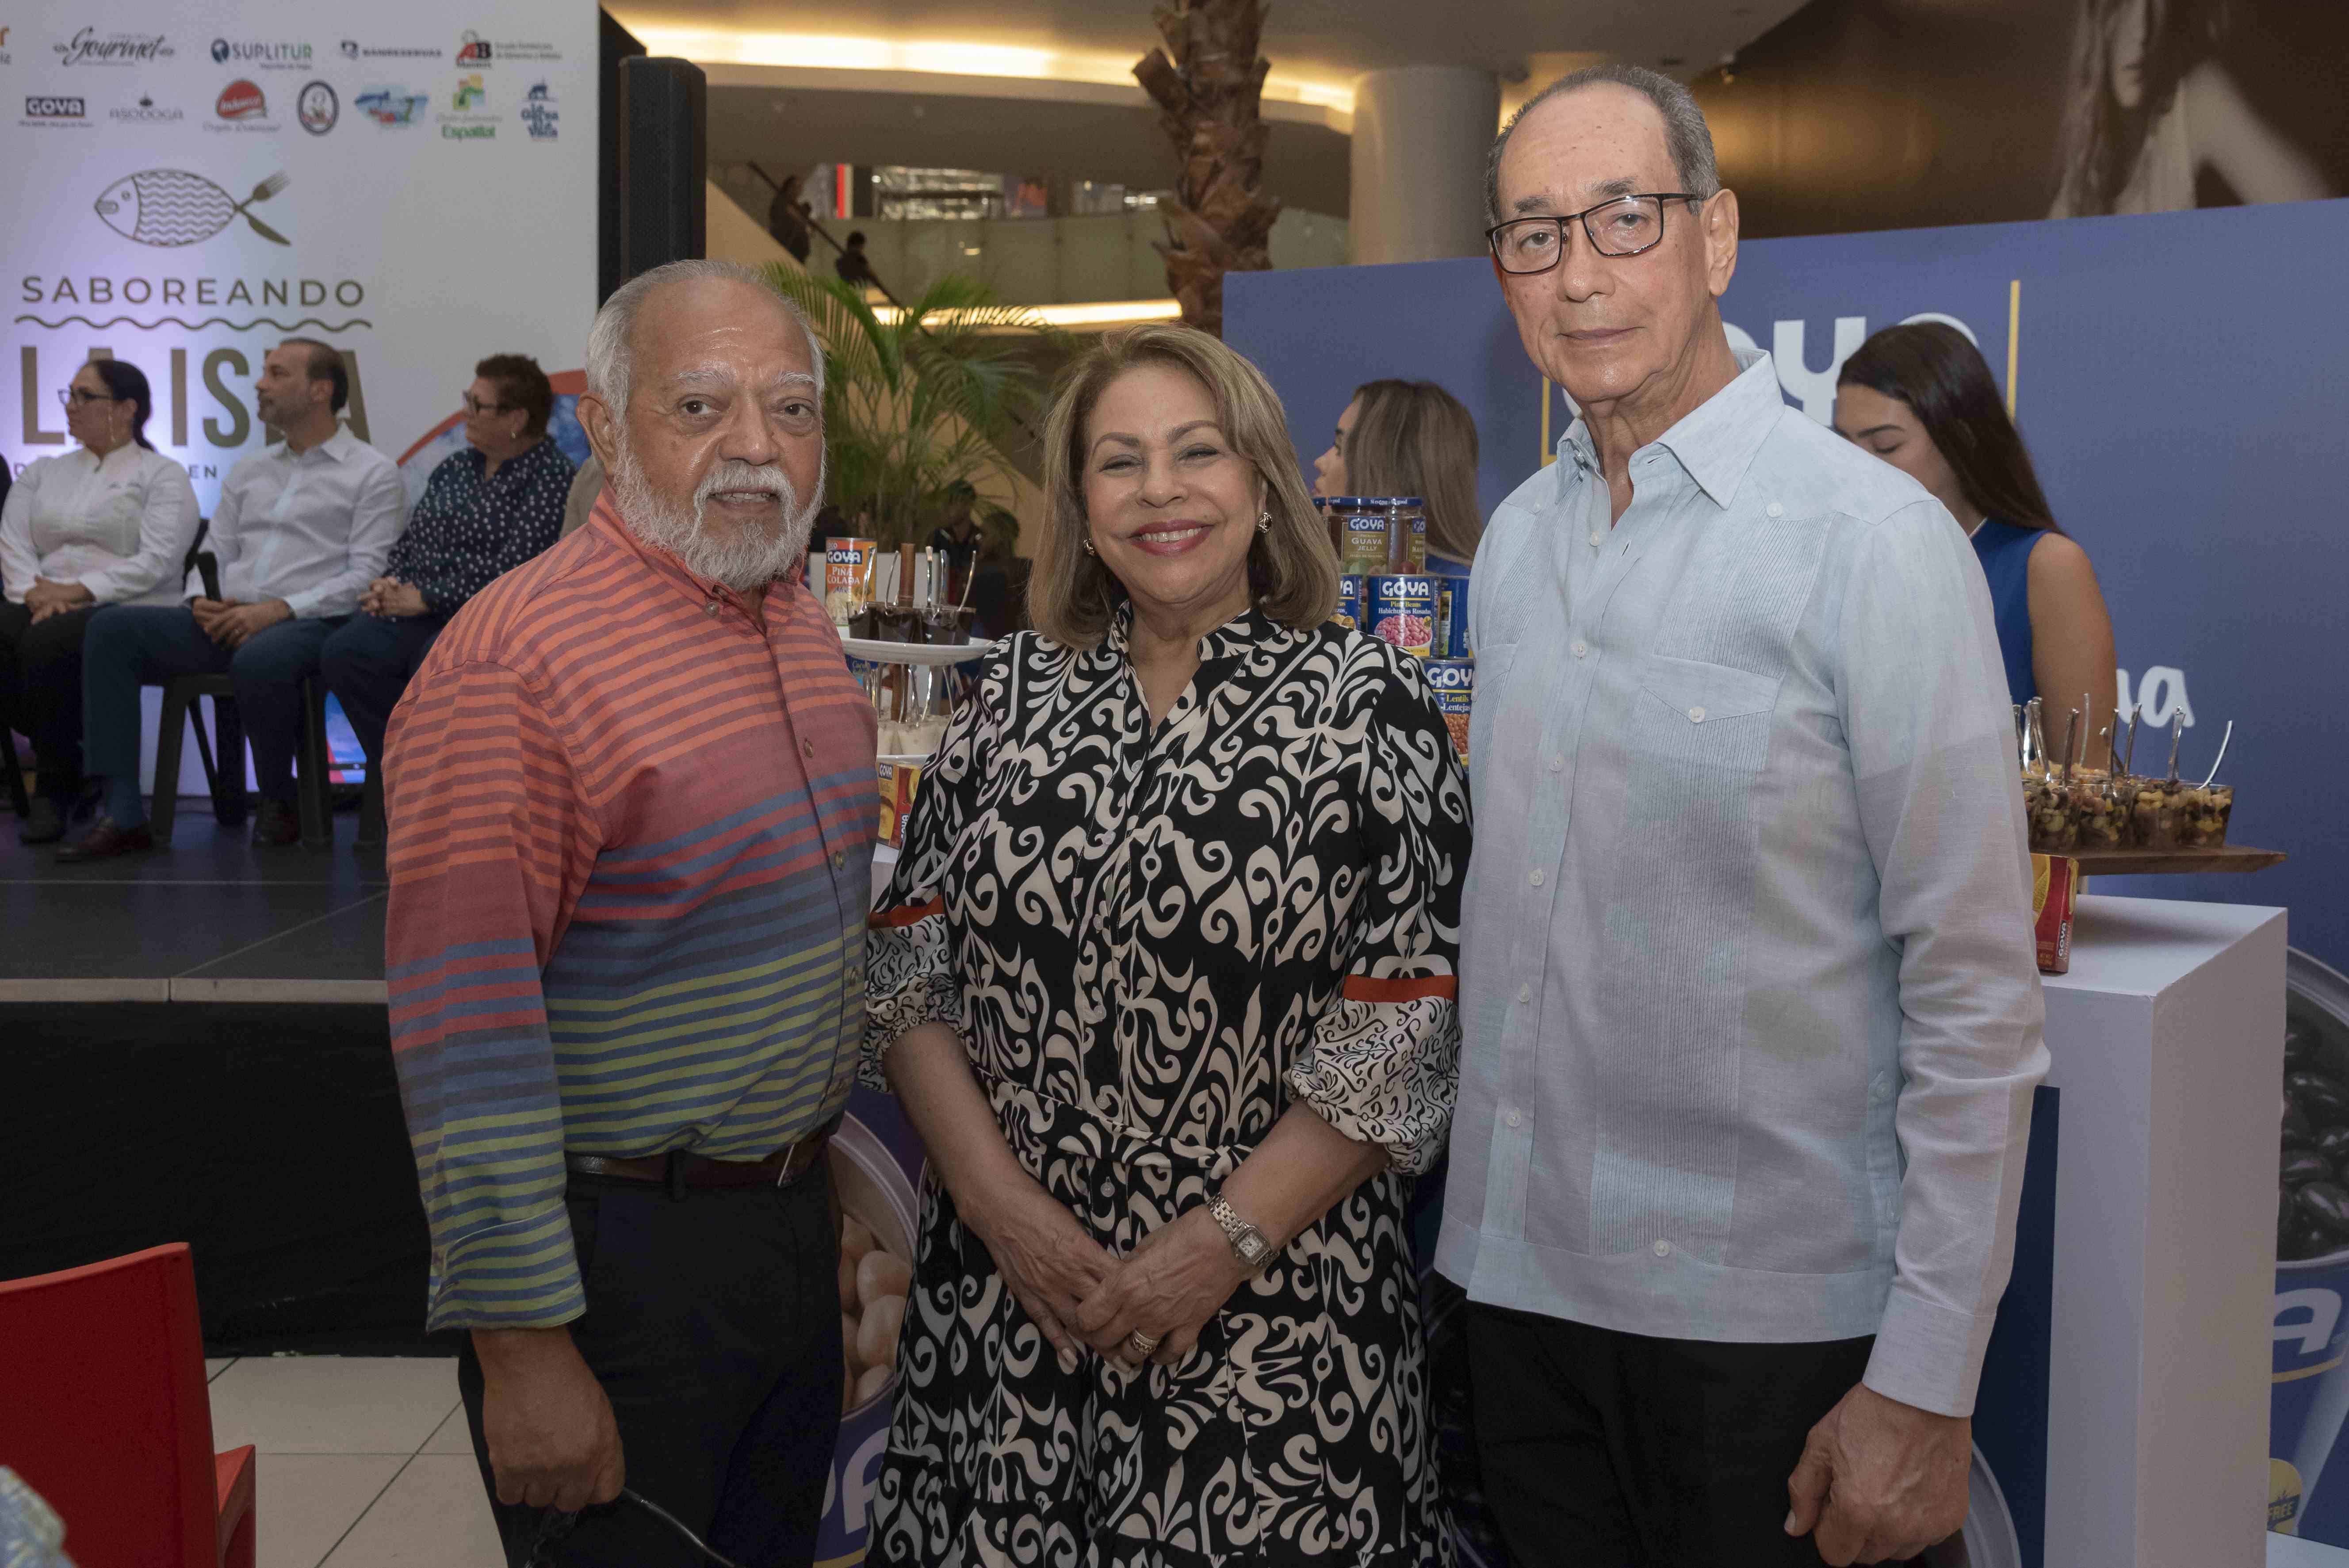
2041, 895, 2286, 1568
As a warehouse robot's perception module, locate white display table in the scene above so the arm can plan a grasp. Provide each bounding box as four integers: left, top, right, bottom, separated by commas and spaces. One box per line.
2042, 895, 2286, 1568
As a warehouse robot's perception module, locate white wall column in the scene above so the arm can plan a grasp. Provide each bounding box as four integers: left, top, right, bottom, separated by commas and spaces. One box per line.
1348, 65, 1502, 266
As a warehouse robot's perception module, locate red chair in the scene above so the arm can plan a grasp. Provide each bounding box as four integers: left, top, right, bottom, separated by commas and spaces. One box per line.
0, 1243, 256, 1567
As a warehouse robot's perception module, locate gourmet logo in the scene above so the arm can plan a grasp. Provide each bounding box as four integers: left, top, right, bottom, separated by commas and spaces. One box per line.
215, 80, 266, 121
25, 96, 88, 119
53, 27, 173, 66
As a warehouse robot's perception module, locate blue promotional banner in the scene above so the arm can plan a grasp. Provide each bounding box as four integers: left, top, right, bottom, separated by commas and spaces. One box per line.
1228, 197, 2349, 967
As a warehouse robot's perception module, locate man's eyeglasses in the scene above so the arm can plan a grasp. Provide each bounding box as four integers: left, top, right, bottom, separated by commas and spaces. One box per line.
463, 394, 514, 417
1486, 193, 1703, 274
57, 389, 120, 409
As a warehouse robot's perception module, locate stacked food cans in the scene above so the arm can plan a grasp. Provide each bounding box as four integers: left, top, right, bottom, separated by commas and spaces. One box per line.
1326, 497, 1470, 761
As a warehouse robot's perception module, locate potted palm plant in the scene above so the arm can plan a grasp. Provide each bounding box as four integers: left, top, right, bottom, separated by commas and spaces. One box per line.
763, 268, 1064, 546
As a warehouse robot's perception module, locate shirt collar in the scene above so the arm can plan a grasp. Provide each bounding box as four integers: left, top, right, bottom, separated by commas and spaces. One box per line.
274, 423, 358, 465
1551, 348, 1786, 511
1101, 599, 1289, 664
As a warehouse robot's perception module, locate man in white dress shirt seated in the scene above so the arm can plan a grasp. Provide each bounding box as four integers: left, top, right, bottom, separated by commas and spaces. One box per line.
1435, 65, 2047, 1566
63, 340, 404, 859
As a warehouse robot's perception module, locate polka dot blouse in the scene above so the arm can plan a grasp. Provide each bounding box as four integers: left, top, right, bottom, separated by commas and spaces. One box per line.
385, 437, 576, 615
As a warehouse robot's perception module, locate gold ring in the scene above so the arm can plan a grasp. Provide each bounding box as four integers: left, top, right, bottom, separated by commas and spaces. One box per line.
1127, 1331, 1160, 1358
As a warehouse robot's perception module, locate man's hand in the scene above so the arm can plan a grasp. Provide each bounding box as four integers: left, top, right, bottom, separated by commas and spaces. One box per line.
472, 1326, 624, 1512
361, 578, 428, 619
193, 597, 292, 649
1786, 1382, 1970, 1565
25, 577, 93, 623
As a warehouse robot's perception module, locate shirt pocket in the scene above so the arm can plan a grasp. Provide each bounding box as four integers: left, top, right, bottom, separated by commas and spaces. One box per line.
1625, 653, 1781, 777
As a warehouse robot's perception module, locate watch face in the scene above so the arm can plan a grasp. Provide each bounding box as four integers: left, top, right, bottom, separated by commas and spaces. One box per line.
1239, 1234, 1266, 1262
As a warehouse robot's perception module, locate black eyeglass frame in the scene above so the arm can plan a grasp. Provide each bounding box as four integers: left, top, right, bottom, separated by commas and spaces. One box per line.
1485, 192, 1706, 273
462, 394, 517, 417
58, 389, 122, 409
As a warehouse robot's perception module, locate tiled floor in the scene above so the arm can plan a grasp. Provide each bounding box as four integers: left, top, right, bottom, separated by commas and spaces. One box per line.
191, 1350, 2349, 1568
204, 1355, 502, 1568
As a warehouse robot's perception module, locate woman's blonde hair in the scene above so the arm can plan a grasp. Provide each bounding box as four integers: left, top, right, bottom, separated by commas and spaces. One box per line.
1344, 379, 1483, 565
1032, 324, 1338, 650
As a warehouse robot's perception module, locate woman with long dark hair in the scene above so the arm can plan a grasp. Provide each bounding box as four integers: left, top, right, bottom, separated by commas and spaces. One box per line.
2048, 0, 2328, 216
1834, 322, 2118, 760
1312, 378, 1483, 573
0, 357, 198, 842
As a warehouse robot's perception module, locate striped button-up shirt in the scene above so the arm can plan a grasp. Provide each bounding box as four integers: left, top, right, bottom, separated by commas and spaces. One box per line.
1435, 352, 2046, 1417
384, 497, 877, 1331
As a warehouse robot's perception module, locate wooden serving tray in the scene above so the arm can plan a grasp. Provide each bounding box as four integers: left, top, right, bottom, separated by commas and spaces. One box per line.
2070, 845, 2285, 876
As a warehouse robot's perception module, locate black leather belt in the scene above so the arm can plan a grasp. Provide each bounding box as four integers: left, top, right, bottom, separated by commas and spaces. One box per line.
566, 1115, 840, 1195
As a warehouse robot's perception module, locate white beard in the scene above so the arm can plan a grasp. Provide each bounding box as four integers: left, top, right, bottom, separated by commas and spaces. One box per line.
609, 442, 824, 594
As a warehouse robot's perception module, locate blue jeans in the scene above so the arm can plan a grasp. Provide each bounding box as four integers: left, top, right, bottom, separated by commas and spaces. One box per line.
321, 612, 447, 779
82, 605, 346, 822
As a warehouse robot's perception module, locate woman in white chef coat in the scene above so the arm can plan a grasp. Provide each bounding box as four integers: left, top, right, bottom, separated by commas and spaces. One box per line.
0, 357, 199, 843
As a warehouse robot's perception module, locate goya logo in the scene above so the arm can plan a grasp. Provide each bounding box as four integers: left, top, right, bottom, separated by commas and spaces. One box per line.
1423, 660, 1474, 692
25, 96, 88, 119
216, 80, 267, 121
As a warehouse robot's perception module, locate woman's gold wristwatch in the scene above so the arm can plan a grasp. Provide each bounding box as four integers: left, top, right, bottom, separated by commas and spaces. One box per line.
1207, 1190, 1271, 1272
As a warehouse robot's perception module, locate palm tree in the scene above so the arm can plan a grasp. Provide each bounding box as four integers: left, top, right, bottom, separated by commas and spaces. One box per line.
1134, 0, 1282, 336
764, 267, 1064, 546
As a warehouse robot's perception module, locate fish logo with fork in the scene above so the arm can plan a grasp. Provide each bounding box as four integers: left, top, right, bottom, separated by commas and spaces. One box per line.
93, 169, 290, 247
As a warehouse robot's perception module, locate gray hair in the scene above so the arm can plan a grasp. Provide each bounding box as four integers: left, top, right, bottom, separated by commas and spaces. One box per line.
1485, 64, 1722, 227
584, 258, 825, 411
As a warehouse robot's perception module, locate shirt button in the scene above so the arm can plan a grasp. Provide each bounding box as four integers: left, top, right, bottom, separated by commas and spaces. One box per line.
1528, 869, 1544, 887
702, 600, 721, 616
831, 849, 847, 870
1548, 755, 1564, 772
1587, 530, 1603, 547
1688, 706, 1706, 723
1766, 501, 1784, 518
800, 737, 816, 760
1517, 983, 1532, 1003
1653, 1239, 1672, 1258
1571, 640, 1587, 658
1504, 1108, 1524, 1128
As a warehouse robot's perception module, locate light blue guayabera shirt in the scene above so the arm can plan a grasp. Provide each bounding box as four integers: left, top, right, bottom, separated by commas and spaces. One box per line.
1434, 350, 2047, 1417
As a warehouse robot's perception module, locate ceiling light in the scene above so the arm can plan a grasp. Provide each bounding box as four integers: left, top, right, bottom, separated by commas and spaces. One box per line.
621, 23, 1355, 115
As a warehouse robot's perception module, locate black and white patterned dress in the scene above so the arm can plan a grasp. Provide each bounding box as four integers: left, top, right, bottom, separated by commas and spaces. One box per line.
864, 606, 1470, 1568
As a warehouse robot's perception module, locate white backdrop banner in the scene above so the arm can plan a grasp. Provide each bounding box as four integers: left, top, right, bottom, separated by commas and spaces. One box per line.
5, 0, 597, 510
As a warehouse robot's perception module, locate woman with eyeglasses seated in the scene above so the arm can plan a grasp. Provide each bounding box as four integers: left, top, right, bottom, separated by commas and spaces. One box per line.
321, 354, 573, 791
1833, 322, 2119, 761
0, 358, 198, 843
862, 323, 1470, 1565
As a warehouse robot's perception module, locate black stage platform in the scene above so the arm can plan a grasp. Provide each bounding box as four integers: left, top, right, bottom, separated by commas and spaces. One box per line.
3, 807, 434, 1354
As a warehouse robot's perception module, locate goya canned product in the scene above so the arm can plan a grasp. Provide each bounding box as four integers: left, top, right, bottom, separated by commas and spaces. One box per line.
1367, 574, 1435, 658
1424, 658, 1472, 763
1388, 497, 1427, 574
1333, 498, 1393, 576
1431, 578, 1473, 659
825, 537, 879, 623
1334, 574, 1365, 632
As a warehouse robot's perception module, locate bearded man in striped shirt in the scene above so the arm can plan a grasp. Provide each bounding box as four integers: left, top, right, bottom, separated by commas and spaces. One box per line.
384, 259, 876, 1566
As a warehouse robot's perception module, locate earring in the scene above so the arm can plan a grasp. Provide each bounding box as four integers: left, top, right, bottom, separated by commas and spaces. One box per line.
1083, 535, 1097, 556
1257, 511, 1272, 534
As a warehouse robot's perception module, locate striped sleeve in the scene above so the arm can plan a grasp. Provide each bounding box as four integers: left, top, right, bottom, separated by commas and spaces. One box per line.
1285, 654, 1472, 1175
385, 658, 596, 1331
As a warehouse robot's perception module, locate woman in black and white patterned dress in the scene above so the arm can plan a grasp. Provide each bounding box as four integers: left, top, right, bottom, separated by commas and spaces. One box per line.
863, 325, 1469, 1568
